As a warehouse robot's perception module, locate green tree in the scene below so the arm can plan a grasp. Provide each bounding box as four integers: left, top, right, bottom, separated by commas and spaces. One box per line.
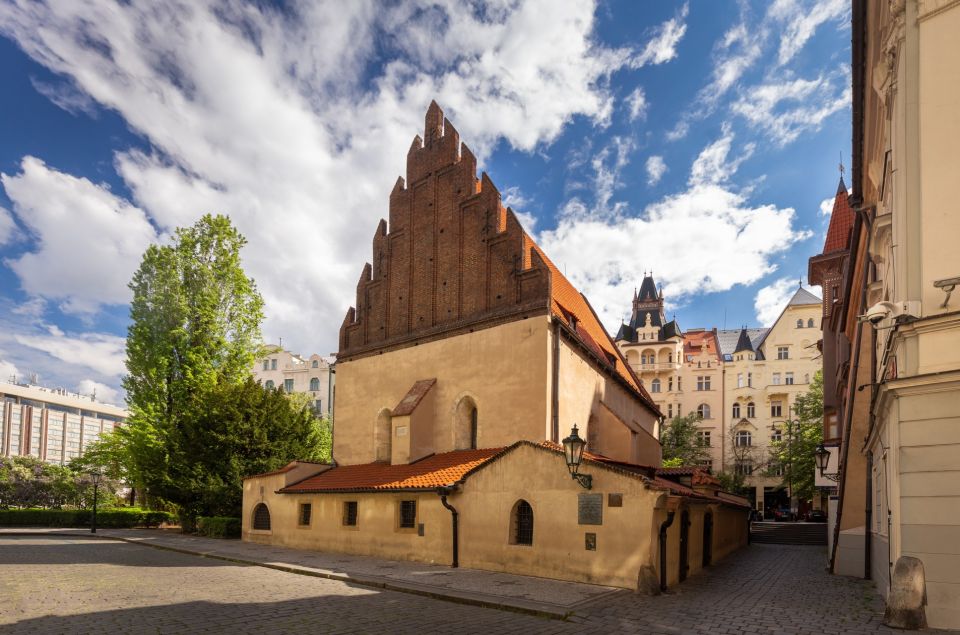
121, 214, 268, 526
715, 470, 748, 496
660, 413, 712, 467
768, 370, 824, 501
164, 378, 330, 519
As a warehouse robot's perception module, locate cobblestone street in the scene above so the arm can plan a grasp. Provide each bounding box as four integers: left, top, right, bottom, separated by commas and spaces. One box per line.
0, 536, 949, 634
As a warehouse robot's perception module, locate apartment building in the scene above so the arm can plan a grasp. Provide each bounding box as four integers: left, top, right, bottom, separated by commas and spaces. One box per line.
0, 381, 127, 465
252, 346, 335, 419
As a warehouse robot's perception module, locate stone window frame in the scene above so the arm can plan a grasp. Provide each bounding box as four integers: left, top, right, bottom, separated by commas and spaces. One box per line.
342, 501, 359, 529
297, 501, 313, 528
251, 503, 272, 534
509, 499, 534, 546
396, 499, 418, 532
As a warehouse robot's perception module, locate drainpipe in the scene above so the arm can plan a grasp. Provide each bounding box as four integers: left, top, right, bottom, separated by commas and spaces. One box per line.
659, 510, 676, 592
551, 318, 561, 443
437, 486, 459, 568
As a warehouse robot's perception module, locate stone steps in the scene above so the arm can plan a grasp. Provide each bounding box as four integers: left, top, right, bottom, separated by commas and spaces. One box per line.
750, 522, 827, 545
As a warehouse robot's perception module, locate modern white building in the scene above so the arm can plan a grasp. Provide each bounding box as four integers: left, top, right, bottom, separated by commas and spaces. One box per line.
1, 381, 128, 465
252, 346, 335, 419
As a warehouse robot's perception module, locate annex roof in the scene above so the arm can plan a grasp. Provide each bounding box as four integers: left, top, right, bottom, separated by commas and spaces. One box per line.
280, 448, 503, 493
716, 328, 768, 360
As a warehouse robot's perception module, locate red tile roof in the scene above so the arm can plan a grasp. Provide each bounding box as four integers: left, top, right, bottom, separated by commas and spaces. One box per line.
523, 236, 655, 411
279, 448, 503, 493
823, 177, 855, 253
682, 330, 721, 361
392, 378, 436, 416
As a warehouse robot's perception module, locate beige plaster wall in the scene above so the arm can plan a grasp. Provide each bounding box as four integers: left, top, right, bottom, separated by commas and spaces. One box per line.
241, 444, 746, 590
556, 335, 661, 465
334, 317, 551, 465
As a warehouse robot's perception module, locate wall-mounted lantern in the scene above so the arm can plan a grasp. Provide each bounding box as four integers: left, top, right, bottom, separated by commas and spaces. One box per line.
562, 425, 592, 490
814, 443, 840, 482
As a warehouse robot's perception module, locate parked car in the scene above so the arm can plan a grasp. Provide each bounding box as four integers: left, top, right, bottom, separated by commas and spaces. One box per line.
773, 507, 794, 522
806, 509, 827, 522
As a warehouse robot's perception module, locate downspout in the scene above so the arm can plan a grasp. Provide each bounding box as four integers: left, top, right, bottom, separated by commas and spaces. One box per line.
659, 510, 676, 592
438, 486, 459, 568
551, 318, 561, 443
829, 212, 871, 573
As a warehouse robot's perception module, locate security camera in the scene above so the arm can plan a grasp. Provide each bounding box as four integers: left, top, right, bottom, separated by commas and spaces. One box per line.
858, 300, 921, 326
860, 301, 895, 325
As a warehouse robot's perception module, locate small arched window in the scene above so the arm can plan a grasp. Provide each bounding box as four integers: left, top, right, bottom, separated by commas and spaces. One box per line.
511, 500, 534, 546
312, 360, 319, 368
732, 403, 741, 418
796, 319, 803, 328
309, 377, 320, 392
808, 318, 815, 328
747, 402, 755, 418
735, 431, 752, 447
264, 380, 274, 390
697, 404, 711, 419
651, 379, 661, 393
252, 503, 271, 530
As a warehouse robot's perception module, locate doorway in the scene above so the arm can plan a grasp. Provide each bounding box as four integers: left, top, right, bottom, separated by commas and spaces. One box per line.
679, 509, 690, 582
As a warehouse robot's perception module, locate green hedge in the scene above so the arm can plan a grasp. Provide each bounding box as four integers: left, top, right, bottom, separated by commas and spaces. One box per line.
196, 516, 241, 539
0, 508, 176, 528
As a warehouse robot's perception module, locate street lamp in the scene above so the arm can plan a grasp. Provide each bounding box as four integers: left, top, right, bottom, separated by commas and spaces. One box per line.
815, 444, 840, 481
89, 468, 103, 534
561, 425, 592, 490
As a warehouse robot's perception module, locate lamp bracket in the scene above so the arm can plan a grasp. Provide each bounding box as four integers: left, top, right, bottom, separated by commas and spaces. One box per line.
572, 472, 592, 490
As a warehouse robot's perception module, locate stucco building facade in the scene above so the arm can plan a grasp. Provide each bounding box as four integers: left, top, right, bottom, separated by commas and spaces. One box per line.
615, 280, 822, 514
1, 380, 127, 464
808, 1, 960, 628
243, 103, 749, 591
252, 348, 335, 419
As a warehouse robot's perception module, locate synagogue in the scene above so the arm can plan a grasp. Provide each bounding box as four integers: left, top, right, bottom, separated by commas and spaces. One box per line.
243, 102, 748, 591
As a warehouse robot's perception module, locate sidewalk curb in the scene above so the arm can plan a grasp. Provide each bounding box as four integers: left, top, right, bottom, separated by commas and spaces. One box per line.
0, 530, 571, 620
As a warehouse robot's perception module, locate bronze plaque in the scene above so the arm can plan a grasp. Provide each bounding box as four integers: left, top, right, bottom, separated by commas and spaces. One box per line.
585, 532, 597, 551
608, 493, 623, 507
578, 493, 603, 525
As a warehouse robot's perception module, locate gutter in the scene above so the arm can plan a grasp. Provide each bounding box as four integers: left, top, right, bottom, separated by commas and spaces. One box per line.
659, 510, 676, 592
437, 486, 459, 568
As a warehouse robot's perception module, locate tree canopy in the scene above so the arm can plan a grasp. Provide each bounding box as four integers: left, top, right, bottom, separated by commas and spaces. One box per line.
660, 413, 712, 467
111, 214, 328, 525
768, 370, 824, 501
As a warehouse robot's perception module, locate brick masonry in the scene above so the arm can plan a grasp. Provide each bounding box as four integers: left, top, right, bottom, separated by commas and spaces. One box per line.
338, 102, 551, 360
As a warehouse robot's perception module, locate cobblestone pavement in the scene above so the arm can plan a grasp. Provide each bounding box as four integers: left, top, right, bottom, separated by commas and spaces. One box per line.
0, 536, 952, 634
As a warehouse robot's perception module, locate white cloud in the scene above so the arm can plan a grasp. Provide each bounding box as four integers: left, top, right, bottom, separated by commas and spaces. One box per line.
820, 196, 835, 216
754, 277, 800, 326
689, 128, 755, 186
76, 378, 121, 406
29, 76, 98, 117
0, 358, 19, 383
731, 73, 850, 146
1, 157, 159, 315
645, 156, 667, 186
541, 135, 810, 332
14, 326, 126, 378
626, 87, 648, 122
562, 136, 636, 222
0, 0, 665, 364
0, 206, 16, 246
631, 3, 688, 67
769, 0, 848, 66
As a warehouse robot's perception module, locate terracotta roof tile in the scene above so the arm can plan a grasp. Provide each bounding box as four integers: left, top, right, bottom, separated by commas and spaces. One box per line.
522, 235, 654, 409
392, 378, 436, 416
823, 177, 855, 253
279, 448, 503, 493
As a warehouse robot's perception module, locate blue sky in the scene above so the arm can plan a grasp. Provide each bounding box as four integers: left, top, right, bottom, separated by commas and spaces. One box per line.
0, 0, 849, 404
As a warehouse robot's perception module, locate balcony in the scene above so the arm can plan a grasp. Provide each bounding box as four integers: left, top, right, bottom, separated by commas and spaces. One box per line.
635, 362, 677, 371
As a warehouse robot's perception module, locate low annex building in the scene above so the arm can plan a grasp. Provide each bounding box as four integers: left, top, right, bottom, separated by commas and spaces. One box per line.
243, 102, 749, 591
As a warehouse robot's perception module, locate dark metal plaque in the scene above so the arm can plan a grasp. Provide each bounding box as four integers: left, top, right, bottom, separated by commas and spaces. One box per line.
608, 493, 623, 507
578, 493, 603, 525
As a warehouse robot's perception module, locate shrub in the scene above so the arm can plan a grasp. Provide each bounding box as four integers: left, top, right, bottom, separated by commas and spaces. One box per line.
0, 508, 175, 528
196, 516, 241, 539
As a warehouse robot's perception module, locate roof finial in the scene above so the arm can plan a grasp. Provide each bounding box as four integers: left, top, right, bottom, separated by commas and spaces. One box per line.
799, 278, 803, 288
839, 151, 845, 178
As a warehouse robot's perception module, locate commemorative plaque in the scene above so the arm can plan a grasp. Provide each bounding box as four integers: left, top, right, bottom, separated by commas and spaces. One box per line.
578, 493, 603, 525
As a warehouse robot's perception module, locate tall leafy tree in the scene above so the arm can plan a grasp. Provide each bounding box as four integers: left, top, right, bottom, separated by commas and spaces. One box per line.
768, 371, 824, 501
660, 413, 712, 467
121, 214, 266, 524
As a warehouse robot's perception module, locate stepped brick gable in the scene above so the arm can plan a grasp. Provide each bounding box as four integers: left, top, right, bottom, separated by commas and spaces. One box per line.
338, 101, 551, 358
